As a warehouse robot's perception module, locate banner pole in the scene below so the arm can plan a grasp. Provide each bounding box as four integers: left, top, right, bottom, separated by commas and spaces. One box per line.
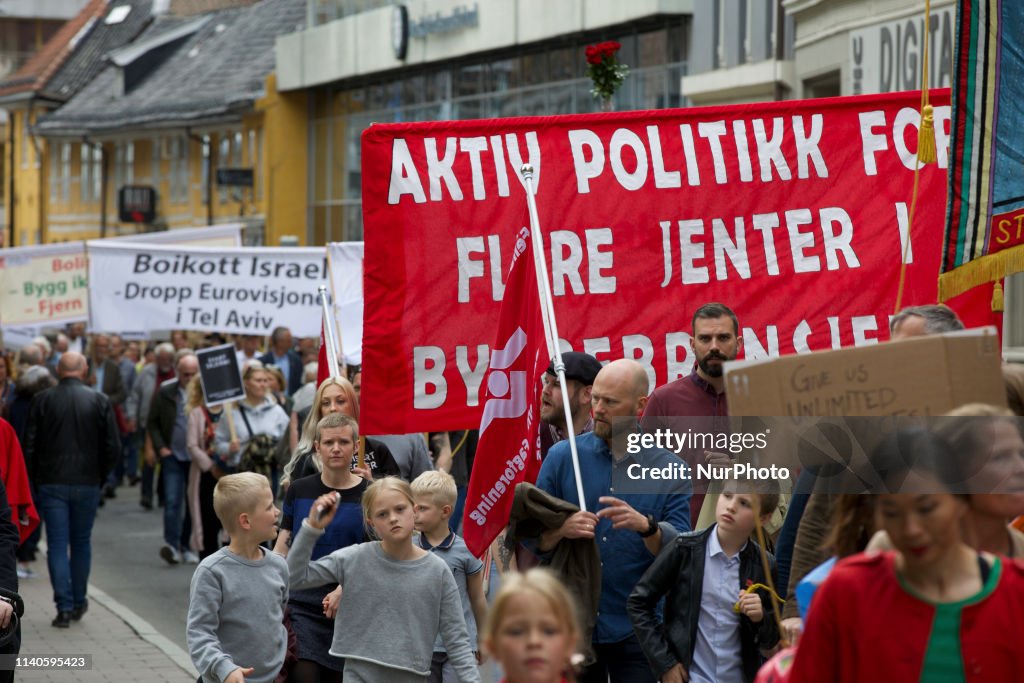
324, 247, 347, 376
318, 285, 341, 379
520, 164, 587, 513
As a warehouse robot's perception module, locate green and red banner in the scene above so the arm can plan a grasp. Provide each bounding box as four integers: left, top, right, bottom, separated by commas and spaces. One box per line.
941, 0, 1024, 299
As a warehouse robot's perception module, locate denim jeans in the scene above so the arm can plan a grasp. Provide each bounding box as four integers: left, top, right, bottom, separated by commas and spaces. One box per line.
161, 457, 191, 550
107, 430, 139, 487
37, 484, 101, 613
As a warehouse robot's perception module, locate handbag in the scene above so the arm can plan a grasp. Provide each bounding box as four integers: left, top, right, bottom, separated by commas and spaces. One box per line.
237, 405, 278, 480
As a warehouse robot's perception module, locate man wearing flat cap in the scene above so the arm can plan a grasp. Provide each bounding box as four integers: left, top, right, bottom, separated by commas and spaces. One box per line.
539, 351, 602, 459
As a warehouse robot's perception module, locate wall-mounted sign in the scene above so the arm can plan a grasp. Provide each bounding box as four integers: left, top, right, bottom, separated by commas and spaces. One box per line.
216, 167, 254, 187
392, 4, 409, 60
849, 4, 955, 95
408, 3, 478, 39
118, 185, 157, 223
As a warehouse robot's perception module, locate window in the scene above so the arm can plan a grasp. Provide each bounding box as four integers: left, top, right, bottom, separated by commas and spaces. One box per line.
115, 142, 135, 191
93, 145, 103, 201
218, 135, 230, 203
49, 140, 58, 202
151, 137, 162, 192
80, 144, 101, 203
80, 143, 91, 202
201, 135, 210, 206
169, 136, 189, 204
61, 143, 71, 203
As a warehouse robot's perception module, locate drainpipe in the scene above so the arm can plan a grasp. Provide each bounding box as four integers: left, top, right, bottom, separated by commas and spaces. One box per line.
84, 136, 107, 238
186, 127, 212, 226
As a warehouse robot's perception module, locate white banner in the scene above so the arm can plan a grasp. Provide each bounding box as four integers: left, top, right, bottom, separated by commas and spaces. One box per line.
327, 242, 364, 365
0, 224, 242, 331
87, 242, 326, 337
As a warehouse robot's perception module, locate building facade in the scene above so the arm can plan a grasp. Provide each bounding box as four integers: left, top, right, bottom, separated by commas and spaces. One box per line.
0, 0, 306, 247
276, 0, 694, 244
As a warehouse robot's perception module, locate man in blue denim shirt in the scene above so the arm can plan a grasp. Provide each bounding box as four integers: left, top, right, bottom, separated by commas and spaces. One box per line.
536, 359, 691, 683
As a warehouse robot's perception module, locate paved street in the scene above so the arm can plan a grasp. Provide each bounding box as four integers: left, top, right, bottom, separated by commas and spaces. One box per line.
14, 483, 502, 682
16, 488, 196, 682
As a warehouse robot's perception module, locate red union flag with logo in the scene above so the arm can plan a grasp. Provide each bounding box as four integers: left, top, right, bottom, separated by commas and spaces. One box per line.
462, 224, 547, 557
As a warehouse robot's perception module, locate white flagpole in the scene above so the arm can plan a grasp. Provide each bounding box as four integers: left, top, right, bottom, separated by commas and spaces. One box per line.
520, 164, 587, 513
318, 285, 341, 379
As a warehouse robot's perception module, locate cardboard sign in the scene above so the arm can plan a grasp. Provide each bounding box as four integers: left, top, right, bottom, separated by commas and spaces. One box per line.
724, 328, 1006, 417
196, 344, 245, 406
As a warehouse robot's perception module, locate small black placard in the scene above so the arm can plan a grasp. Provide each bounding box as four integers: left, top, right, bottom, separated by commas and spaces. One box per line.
196, 344, 245, 406
118, 185, 157, 223
216, 168, 254, 187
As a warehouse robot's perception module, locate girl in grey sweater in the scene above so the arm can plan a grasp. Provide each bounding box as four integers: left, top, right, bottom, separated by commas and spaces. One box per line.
287, 477, 481, 683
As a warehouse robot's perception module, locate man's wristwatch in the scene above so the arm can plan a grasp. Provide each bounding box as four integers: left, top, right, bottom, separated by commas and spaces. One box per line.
639, 513, 659, 538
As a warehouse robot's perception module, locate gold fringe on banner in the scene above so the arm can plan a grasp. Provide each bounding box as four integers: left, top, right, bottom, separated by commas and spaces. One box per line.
937, 245, 1024, 302
917, 0, 935, 165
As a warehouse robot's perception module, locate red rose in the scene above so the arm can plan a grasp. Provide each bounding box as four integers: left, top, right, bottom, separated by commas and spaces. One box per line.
585, 45, 602, 65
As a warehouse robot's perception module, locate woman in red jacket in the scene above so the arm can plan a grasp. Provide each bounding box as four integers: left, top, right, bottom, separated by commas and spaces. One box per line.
789, 427, 1024, 683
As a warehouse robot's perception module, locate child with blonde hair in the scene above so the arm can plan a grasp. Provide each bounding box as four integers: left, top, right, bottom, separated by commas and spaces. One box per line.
288, 477, 480, 682
411, 470, 488, 682
483, 568, 581, 683
187, 473, 288, 683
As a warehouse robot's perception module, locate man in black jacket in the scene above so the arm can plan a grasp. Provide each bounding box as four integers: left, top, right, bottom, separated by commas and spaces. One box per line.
148, 353, 199, 565
22, 352, 119, 628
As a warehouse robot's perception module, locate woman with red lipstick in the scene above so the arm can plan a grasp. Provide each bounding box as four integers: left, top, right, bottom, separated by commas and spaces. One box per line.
789, 428, 1024, 683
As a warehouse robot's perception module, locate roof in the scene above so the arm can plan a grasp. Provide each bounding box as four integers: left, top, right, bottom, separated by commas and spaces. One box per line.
35, 0, 305, 135
40, 0, 156, 103
0, 0, 108, 102
0, 0, 92, 21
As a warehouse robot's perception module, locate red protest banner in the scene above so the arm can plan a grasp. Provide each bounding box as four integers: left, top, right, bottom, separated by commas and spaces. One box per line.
462, 225, 547, 555
361, 90, 997, 434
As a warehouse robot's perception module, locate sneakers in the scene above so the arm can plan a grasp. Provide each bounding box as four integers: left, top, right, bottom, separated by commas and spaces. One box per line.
52, 611, 71, 628
160, 544, 181, 565
16, 564, 35, 579
182, 550, 200, 564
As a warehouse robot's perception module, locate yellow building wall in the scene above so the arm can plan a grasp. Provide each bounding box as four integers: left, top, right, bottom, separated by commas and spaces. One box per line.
33, 77, 297, 245
6, 107, 48, 246
45, 139, 111, 242
258, 72, 308, 246
42, 124, 272, 242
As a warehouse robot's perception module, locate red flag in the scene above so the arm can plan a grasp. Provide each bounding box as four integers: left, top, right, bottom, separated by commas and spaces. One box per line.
317, 320, 330, 387
0, 418, 40, 545
463, 226, 547, 557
